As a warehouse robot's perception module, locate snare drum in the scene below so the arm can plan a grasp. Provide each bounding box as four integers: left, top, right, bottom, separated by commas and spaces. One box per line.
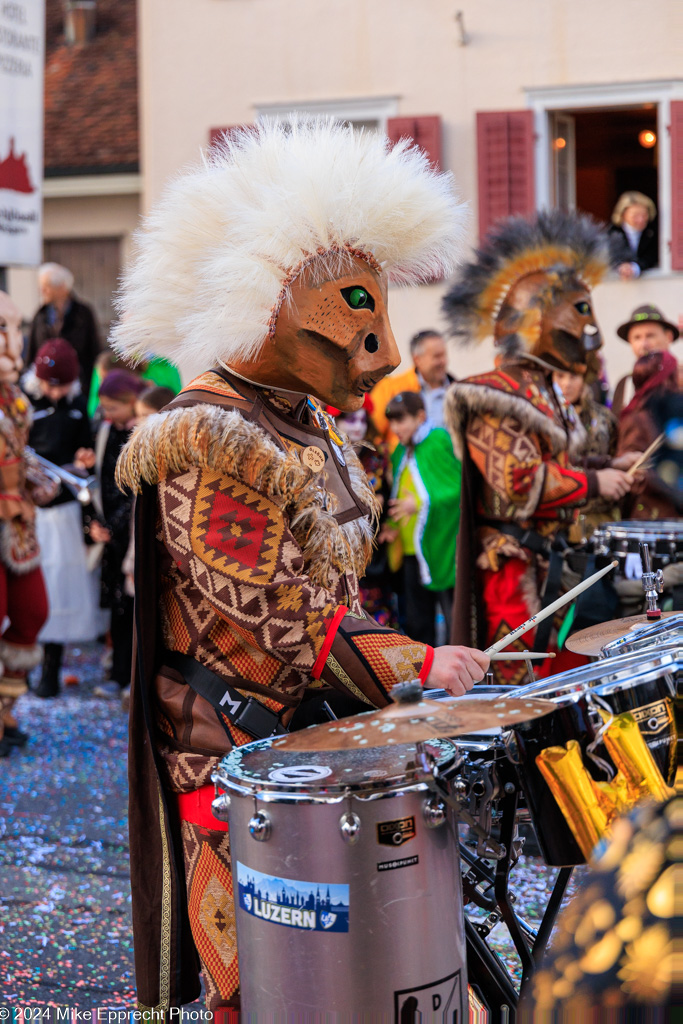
213, 737, 467, 1018
600, 613, 683, 658
593, 519, 683, 576
510, 650, 678, 866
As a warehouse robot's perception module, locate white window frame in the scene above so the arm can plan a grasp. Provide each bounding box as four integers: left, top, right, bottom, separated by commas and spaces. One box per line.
253, 96, 400, 135
526, 79, 683, 276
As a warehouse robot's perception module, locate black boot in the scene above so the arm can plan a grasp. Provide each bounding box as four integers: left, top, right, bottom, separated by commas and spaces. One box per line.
35, 643, 63, 698
3, 725, 28, 747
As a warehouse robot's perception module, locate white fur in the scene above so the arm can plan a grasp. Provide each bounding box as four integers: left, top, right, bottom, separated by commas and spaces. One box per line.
111, 118, 468, 378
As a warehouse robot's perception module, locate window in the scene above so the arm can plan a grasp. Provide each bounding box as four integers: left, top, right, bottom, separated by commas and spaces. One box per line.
527, 80, 683, 273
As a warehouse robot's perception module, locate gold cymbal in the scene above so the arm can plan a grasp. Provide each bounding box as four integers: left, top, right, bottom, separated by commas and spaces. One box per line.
272, 697, 555, 752
565, 610, 680, 656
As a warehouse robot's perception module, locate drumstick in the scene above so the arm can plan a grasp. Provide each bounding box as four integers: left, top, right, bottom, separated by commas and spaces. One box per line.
626, 434, 664, 478
489, 651, 556, 661
485, 559, 619, 655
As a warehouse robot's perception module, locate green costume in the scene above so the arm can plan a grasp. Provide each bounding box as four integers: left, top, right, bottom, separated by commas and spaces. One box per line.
87, 356, 182, 418
390, 425, 461, 591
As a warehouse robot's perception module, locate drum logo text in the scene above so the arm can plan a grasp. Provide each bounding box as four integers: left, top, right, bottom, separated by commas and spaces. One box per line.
631, 699, 673, 735
377, 815, 416, 847
236, 862, 349, 932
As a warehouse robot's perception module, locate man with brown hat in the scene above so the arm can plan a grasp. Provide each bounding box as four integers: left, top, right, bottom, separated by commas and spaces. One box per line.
612, 304, 679, 415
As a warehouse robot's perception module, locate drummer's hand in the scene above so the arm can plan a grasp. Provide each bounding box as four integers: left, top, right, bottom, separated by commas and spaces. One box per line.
426, 646, 490, 696
610, 452, 641, 472
74, 447, 96, 470
596, 468, 633, 500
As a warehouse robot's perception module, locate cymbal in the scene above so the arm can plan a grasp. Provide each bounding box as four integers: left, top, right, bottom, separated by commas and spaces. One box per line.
271, 697, 555, 752
565, 611, 680, 656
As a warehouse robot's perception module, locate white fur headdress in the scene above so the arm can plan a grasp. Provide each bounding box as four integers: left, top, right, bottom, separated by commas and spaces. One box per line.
111, 117, 468, 378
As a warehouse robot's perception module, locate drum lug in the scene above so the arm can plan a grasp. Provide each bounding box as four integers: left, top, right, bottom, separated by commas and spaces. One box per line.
422, 794, 447, 829
339, 810, 362, 845
248, 810, 271, 842
211, 792, 231, 822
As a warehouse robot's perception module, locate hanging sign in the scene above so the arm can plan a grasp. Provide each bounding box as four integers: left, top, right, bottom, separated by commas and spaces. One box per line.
0, 0, 45, 266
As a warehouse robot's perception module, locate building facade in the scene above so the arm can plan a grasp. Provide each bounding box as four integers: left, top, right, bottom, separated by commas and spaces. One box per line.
9, 0, 683, 385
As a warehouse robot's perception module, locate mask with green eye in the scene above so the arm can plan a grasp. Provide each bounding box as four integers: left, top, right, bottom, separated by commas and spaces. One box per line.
256, 254, 400, 411
495, 270, 603, 372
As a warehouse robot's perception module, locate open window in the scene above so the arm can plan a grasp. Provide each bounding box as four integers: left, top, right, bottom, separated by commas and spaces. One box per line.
549, 105, 659, 266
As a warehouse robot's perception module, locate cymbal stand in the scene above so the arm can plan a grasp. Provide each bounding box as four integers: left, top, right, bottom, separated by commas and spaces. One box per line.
640, 541, 664, 619
454, 759, 575, 1022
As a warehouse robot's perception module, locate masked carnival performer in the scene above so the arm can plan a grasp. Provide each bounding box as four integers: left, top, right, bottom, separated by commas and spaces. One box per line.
112, 120, 488, 1013
444, 213, 636, 686
0, 292, 53, 755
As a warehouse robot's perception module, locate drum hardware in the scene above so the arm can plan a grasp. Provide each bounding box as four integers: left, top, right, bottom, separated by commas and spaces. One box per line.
211, 790, 231, 821
339, 804, 361, 844
247, 808, 271, 842
599, 614, 683, 658
25, 446, 97, 504
640, 541, 664, 618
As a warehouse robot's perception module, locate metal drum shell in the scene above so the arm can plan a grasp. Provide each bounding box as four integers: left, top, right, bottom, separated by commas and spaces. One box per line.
509, 650, 678, 866
600, 615, 683, 658
214, 738, 468, 1019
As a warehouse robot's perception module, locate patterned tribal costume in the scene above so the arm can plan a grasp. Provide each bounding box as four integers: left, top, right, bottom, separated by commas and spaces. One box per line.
117, 368, 434, 1009
443, 211, 613, 685
447, 362, 597, 685
0, 382, 49, 748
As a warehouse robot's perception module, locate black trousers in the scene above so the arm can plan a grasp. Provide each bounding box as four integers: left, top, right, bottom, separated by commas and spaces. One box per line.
110, 593, 134, 688
402, 555, 453, 648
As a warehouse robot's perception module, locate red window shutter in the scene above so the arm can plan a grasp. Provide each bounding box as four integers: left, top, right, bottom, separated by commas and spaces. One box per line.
208, 124, 253, 148
386, 115, 442, 171
476, 110, 535, 241
670, 101, 683, 271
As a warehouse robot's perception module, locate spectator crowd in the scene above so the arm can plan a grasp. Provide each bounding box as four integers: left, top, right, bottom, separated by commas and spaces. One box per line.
0, 223, 681, 754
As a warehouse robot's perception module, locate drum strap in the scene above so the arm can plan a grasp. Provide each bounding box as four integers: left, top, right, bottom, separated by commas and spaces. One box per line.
163, 650, 288, 740
483, 521, 551, 558
534, 535, 570, 653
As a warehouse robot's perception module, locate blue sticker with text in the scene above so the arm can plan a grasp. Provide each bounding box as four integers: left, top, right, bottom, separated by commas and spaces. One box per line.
236, 862, 349, 932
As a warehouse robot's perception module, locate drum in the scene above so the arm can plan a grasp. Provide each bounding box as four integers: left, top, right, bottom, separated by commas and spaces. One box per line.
509, 650, 678, 866
599, 613, 683, 658
592, 519, 683, 576
213, 737, 468, 1019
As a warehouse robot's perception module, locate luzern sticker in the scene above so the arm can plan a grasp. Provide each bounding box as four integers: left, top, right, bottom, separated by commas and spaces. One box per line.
236, 862, 349, 932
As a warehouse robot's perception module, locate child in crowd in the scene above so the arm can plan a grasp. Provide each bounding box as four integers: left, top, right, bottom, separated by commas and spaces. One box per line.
76, 370, 147, 697
381, 391, 462, 646
333, 397, 398, 629
23, 339, 99, 697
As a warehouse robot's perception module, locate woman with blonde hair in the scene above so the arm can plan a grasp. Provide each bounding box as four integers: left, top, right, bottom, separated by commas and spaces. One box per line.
608, 190, 658, 279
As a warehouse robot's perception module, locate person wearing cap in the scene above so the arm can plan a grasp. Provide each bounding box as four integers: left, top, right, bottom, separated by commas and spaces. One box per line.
612, 304, 679, 416
381, 391, 461, 646
23, 339, 98, 698
608, 191, 658, 280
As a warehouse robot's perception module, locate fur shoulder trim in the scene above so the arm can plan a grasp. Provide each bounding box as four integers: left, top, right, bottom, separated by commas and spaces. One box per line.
444, 379, 586, 460
117, 403, 379, 588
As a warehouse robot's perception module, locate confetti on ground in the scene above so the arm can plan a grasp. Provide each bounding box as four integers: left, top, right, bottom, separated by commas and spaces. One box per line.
0, 642, 582, 1010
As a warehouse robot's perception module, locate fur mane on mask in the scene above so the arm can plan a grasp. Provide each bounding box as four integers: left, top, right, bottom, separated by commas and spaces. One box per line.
111, 117, 468, 378
442, 210, 609, 353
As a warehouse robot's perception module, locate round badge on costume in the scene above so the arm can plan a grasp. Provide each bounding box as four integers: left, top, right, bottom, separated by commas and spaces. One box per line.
301, 445, 326, 472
